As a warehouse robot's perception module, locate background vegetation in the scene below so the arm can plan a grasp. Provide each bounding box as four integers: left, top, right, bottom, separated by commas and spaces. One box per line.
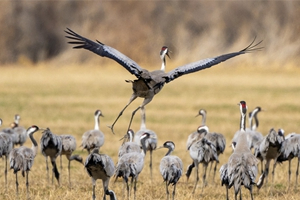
0, 1, 299, 67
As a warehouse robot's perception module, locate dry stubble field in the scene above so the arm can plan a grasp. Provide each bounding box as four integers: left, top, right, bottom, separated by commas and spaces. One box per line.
0, 63, 300, 200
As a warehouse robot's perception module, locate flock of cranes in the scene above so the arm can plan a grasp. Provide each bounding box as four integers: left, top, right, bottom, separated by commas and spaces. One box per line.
2, 28, 299, 200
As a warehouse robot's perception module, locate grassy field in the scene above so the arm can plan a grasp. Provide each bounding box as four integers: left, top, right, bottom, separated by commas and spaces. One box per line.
1, 63, 300, 200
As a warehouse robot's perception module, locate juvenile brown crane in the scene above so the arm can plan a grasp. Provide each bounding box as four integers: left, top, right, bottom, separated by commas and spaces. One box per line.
65, 28, 262, 134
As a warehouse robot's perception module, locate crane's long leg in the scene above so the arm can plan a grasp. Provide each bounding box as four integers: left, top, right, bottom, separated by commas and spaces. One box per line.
165, 181, 169, 200
192, 161, 199, 194
271, 159, 278, 186
202, 163, 208, 192
288, 159, 291, 190
60, 155, 63, 171
108, 94, 138, 134
264, 160, 271, 185
26, 171, 29, 199
172, 184, 176, 200
213, 161, 218, 182
127, 97, 153, 132
296, 157, 300, 188
226, 186, 229, 200
15, 173, 19, 196
102, 179, 109, 200
5, 155, 7, 186
45, 156, 49, 184
92, 178, 96, 200
249, 185, 254, 200
150, 150, 153, 178
133, 177, 138, 200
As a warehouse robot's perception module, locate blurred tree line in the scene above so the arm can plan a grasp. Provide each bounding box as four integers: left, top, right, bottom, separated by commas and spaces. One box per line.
0, 1, 299, 66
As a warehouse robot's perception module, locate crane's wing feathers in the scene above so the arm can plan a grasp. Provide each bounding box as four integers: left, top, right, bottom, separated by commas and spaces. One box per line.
164, 38, 263, 83
65, 28, 143, 78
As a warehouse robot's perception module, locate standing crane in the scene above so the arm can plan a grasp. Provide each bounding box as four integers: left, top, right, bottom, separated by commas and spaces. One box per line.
277, 133, 300, 189
9, 125, 40, 198
227, 101, 258, 200
85, 148, 116, 200
40, 127, 62, 185
134, 107, 157, 178
118, 129, 141, 158
12, 114, 27, 146
115, 132, 152, 199
187, 125, 219, 194
65, 28, 262, 134
59, 134, 83, 187
257, 128, 285, 188
81, 110, 105, 153
158, 141, 183, 200
0, 119, 14, 186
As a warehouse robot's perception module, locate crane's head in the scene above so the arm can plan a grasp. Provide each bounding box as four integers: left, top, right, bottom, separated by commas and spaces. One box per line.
196, 109, 207, 117
160, 46, 170, 59
197, 125, 209, 135
95, 110, 104, 118
26, 125, 40, 135
239, 101, 247, 117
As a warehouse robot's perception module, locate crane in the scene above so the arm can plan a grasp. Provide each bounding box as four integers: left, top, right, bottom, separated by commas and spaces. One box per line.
40, 127, 62, 185
158, 141, 183, 200
65, 28, 262, 134
9, 125, 40, 198
85, 148, 116, 200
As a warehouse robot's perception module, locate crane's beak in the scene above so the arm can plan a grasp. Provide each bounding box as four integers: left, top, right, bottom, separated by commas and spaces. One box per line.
166, 51, 171, 59
156, 146, 164, 150
119, 135, 128, 141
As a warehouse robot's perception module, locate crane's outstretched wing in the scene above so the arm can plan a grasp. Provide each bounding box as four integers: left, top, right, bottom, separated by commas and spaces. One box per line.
164, 38, 263, 83
65, 28, 143, 78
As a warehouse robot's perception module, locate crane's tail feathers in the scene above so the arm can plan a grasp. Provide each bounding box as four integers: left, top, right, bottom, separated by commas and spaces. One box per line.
256, 173, 265, 189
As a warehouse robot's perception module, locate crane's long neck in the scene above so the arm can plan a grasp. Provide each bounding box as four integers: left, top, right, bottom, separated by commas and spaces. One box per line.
29, 133, 38, 157
240, 112, 246, 132
94, 115, 100, 130
201, 113, 207, 126
140, 107, 147, 130
252, 111, 260, 131
140, 137, 148, 156
248, 112, 253, 130
128, 131, 134, 142
161, 56, 166, 71
165, 147, 174, 156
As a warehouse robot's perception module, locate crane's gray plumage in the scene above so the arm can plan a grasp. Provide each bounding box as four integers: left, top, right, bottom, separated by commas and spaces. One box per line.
115, 133, 152, 199
158, 141, 183, 200
12, 114, 27, 146
186, 109, 226, 182
40, 127, 62, 185
227, 101, 258, 200
81, 110, 105, 153
187, 125, 219, 194
118, 129, 141, 158
186, 109, 207, 151
276, 132, 300, 189
65, 28, 262, 133
0, 119, 14, 186
60, 134, 83, 187
257, 128, 285, 188
9, 125, 40, 198
219, 163, 230, 200
134, 107, 157, 178
85, 148, 116, 200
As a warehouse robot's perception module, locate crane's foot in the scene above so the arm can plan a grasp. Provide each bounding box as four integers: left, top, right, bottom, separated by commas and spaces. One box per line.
107, 125, 116, 134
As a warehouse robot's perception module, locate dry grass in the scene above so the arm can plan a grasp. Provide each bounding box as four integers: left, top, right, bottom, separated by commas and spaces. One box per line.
1, 63, 300, 200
